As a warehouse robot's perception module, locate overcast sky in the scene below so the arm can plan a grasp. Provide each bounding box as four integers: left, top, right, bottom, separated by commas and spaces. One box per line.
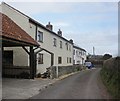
2, 1, 118, 56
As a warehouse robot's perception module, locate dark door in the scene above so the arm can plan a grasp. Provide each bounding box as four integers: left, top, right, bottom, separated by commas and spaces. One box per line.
3, 50, 13, 66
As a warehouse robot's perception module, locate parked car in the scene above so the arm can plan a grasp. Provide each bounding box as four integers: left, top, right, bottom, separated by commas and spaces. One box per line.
85, 62, 93, 69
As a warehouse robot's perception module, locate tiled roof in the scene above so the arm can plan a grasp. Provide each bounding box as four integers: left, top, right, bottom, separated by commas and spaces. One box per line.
0, 12, 39, 46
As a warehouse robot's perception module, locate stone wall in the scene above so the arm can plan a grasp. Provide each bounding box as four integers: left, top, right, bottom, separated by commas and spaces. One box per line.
48, 65, 83, 79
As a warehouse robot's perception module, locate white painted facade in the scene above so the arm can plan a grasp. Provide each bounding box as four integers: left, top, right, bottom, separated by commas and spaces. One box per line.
73, 45, 86, 65
1, 2, 73, 74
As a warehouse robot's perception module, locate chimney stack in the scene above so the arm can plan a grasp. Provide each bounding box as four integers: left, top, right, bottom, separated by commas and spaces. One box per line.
57, 29, 62, 36
46, 22, 53, 31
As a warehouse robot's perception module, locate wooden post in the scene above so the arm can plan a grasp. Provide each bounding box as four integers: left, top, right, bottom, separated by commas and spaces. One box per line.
30, 46, 34, 79
1, 47, 3, 76
34, 54, 37, 77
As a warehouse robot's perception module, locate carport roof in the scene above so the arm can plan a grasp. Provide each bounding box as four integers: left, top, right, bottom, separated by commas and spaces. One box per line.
0, 13, 39, 47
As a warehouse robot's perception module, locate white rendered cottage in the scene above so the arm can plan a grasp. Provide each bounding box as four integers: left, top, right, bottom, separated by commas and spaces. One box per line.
73, 45, 86, 65
1, 2, 73, 75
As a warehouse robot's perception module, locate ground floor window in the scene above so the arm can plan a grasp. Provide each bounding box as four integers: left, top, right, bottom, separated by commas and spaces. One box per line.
58, 57, 62, 64
38, 53, 43, 64
70, 58, 72, 63
67, 57, 72, 63
73, 60, 75, 64
67, 57, 68, 63
77, 61, 80, 64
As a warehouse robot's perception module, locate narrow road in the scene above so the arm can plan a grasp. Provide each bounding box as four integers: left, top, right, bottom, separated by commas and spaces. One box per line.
30, 68, 111, 99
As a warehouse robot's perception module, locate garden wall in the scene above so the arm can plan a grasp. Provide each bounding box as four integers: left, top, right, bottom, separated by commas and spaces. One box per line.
48, 65, 83, 79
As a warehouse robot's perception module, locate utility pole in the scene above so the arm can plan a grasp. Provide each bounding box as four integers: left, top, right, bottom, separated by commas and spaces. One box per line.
93, 46, 95, 56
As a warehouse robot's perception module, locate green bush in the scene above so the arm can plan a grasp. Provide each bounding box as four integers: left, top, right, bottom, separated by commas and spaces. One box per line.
101, 66, 120, 98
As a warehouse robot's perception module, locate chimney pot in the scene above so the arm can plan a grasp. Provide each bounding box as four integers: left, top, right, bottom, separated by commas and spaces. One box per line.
46, 22, 53, 31
58, 29, 62, 36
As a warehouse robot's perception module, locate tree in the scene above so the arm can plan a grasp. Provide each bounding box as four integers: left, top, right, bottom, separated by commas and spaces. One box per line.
103, 54, 112, 60
86, 53, 92, 60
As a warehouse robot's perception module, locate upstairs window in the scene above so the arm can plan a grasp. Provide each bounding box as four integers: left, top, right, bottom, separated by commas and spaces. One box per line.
69, 45, 71, 51
82, 51, 84, 56
53, 38, 57, 47
60, 41, 62, 48
73, 50, 75, 55
80, 51, 82, 55
66, 43, 68, 50
76, 51, 78, 56
84, 52, 86, 55
37, 31, 43, 42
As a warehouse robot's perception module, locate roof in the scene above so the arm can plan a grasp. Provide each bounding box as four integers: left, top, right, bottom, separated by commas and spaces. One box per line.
73, 45, 86, 52
2, 2, 73, 44
0, 12, 39, 47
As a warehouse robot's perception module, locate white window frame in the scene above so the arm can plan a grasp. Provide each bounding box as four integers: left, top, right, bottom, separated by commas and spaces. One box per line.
53, 38, 57, 47
60, 41, 62, 48
37, 31, 43, 42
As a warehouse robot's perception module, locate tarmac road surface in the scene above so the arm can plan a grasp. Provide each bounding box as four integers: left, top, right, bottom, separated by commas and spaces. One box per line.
30, 68, 111, 99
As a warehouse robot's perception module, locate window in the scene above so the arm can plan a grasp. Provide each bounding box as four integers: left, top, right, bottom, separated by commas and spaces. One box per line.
73, 50, 75, 55
37, 31, 43, 42
82, 51, 83, 56
73, 60, 75, 64
67, 57, 72, 63
76, 51, 78, 56
80, 51, 82, 55
84, 52, 86, 55
67, 57, 69, 63
58, 57, 62, 64
83, 52, 84, 55
69, 45, 71, 51
66, 43, 68, 50
53, 38, 57, 47
77, 61, 80, 64
70, 58, 72, 63
38, 53, 43, 64
60, 41, 62, 48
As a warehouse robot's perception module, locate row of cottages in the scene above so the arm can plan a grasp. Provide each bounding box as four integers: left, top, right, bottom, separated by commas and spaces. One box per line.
1, 2, 86, 78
